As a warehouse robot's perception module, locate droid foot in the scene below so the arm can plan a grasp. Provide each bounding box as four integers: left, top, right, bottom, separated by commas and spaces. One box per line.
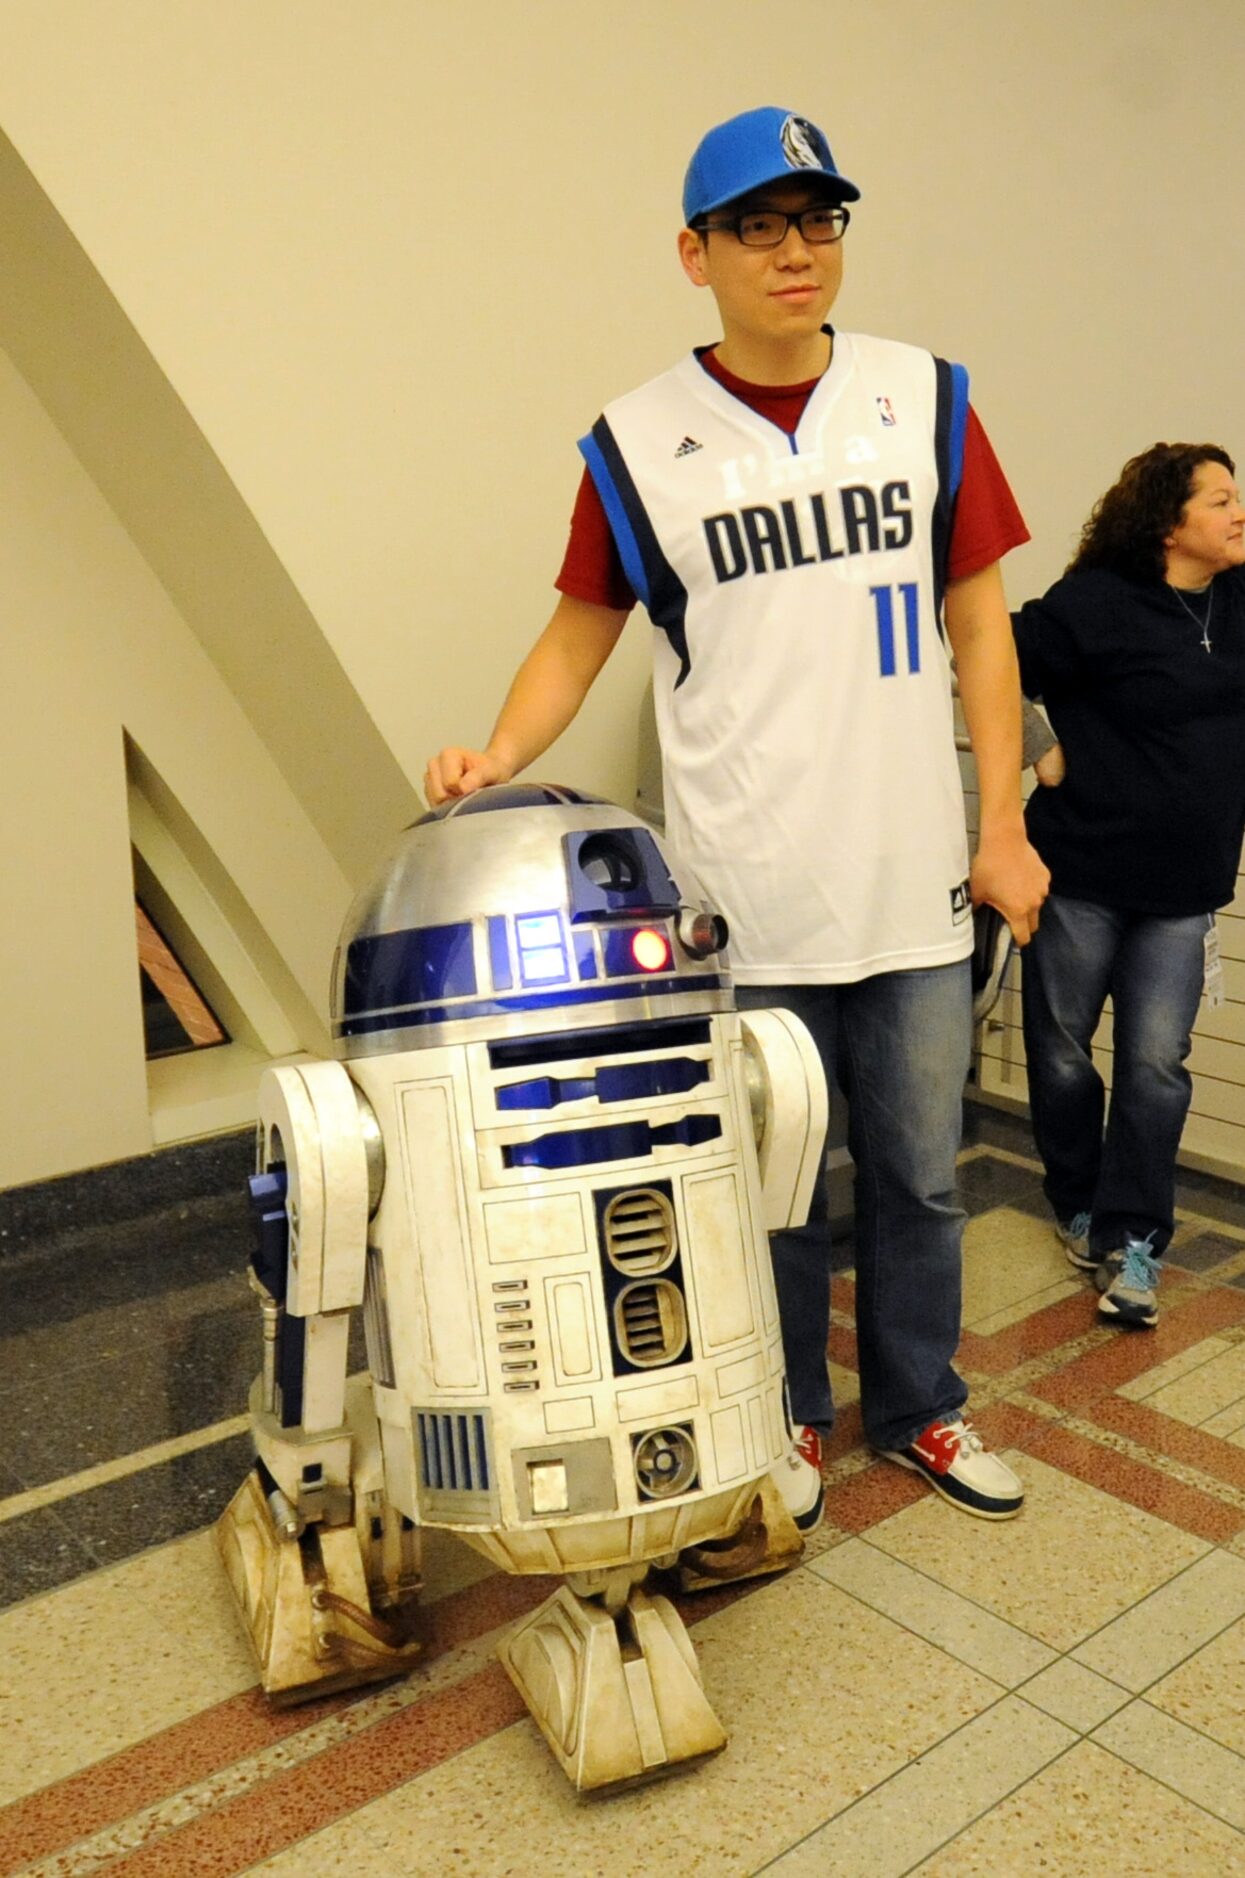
498, 1581, 726, 1791
216, 1468, 423, 1704
675, 1475, 805, 1593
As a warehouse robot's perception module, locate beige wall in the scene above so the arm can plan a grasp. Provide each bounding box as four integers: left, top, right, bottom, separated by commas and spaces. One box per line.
2, 0, 1244, 1185
0, 344, 351, 1184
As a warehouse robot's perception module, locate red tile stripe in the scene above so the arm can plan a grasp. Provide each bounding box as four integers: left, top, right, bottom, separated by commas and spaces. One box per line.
1087, 1393, 1245, 1495
1022, 1421, 1245, 1544
0, 1555, 764, 1874
1030, 1284, 1245, 1412
0, 1570, 556, 1876
97, 1660, 527, 1876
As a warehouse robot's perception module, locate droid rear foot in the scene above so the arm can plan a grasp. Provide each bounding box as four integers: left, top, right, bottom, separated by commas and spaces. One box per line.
498, 1573, 726, 1792
216, 1468, 424, 1705
676, 1475, 805, 1593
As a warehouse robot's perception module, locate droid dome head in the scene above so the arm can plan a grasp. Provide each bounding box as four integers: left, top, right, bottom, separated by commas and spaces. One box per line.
331, 783, 732, 1057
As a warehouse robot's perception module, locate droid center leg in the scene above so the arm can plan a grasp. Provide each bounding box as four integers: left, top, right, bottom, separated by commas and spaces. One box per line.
497, 1563, 726, 1792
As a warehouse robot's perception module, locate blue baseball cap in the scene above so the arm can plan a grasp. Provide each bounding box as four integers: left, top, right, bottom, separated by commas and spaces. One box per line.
682, 107, 860, 224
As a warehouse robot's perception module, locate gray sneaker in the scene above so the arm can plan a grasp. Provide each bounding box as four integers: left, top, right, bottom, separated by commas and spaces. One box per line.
1095, 1234, 1161, 1329
1056, 1210, 1097, 1274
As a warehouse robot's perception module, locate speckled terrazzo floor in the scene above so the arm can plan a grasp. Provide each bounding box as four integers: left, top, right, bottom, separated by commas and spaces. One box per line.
4, 1108, 1245, 1876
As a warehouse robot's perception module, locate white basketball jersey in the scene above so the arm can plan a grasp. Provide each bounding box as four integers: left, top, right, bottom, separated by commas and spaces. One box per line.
580, 331, 974, 984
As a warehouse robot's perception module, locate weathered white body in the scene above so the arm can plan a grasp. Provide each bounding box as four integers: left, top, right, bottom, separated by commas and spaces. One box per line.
220, 785, 826, 1786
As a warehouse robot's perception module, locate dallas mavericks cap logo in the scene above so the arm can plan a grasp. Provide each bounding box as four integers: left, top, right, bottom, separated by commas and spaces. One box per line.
682, 105, 861, 223
780, 115, 833, 174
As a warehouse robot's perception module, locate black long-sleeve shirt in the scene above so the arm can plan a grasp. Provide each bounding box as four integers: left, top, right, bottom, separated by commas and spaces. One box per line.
1013, 565, 1245, 915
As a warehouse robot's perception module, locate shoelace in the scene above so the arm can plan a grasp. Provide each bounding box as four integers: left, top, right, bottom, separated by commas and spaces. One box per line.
1119, 1240, 1160, 1291
938, 1412, 991, 1457
1066, 1210, 1091, 1239
942, 1420, 984, 1456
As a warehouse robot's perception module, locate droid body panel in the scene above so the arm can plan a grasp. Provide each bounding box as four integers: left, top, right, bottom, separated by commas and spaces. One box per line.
220, 785, 827, 1786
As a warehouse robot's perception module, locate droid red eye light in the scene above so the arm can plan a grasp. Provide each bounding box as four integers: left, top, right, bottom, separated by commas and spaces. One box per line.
631, 928, 670, 972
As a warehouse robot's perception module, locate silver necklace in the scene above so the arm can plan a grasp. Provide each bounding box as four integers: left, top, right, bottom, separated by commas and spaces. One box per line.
1170, 582, 1214, 653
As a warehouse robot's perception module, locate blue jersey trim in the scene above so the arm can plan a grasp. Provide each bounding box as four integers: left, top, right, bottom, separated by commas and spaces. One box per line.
335, 974, 728, 1037
931, 356, 970, 626
580, 429, 651, 610
579, 417, 693, 686
947, 362, 969, 500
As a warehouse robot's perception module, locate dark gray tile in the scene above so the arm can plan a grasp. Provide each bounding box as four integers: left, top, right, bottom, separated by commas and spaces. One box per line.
58, 1432, 254, 1566
2, 1267, 253, 1389
0, 1128, 252, 1258
0, 1193, 253, 1339
1174, 1168, 1245, 1233
958, 1155, 1047, 1219
6, 1304, 261, 1488
961, 1102, 1036, 1156
0, 1503, 99, 1610
1166, 1231, 1244, 1274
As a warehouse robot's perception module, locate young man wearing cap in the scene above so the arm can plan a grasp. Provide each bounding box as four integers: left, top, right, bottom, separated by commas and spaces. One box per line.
426, 107, 1049, 1522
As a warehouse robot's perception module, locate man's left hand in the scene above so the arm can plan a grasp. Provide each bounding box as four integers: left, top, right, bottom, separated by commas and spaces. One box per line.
971, 828, 1050, 946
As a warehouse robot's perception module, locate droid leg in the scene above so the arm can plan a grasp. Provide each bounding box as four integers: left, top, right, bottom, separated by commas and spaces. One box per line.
217, 1373, 424, 1703
217, 1064, 422, 1702
498, 1564, 726, 1792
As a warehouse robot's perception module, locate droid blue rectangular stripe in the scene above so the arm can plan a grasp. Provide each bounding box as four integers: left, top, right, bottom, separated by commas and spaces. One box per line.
342, 924, 477, 1016
488, 916, 512, 992
334, 974, 728, 1036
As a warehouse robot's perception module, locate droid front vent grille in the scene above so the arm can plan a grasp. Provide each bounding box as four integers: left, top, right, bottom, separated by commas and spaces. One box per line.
416, 1411, 491, 1494
633, 1424, 698, 1499
613, 1279, 688, 1368
604, 1188, 677, 1274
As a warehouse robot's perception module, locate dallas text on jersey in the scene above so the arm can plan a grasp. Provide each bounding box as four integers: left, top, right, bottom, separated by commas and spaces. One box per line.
703, 479, 913, 583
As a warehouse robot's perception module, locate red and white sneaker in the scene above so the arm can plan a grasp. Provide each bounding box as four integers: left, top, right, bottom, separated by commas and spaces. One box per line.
879, 1418, 1023, 1520
772, 1423, 825, 1531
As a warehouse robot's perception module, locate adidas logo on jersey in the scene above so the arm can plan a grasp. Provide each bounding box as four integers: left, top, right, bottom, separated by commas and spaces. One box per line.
675, 436, 703, 457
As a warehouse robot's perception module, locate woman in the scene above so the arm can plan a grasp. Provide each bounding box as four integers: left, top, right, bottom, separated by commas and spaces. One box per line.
1014, 443, 1245, 1328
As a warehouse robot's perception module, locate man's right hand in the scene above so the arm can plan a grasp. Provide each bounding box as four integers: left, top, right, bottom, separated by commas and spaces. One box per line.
423, 746, 511, 806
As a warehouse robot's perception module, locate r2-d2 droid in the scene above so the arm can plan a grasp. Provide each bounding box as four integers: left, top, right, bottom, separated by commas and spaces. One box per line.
217, 783, 826, 1790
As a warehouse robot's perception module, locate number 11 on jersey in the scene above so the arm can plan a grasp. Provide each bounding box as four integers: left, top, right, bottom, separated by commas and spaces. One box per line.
868, 582, 920, 677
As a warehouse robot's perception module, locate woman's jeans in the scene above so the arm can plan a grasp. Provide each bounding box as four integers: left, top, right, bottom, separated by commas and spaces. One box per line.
735, 962, 971, 1452
1021, 893, 1208, 1256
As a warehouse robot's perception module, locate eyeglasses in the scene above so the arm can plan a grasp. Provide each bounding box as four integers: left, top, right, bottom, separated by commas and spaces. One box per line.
696, 204, 851, 249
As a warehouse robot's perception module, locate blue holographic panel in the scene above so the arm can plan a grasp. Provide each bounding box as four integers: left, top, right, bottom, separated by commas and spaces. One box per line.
342, 923, 476, 1016
503, 1112, 722, 1170
516, 911, 569, 986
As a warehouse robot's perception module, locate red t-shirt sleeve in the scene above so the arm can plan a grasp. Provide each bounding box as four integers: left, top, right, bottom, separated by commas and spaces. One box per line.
556, 402, 1029, 605
947, 408, 1029, 578
556, 468, 637, 610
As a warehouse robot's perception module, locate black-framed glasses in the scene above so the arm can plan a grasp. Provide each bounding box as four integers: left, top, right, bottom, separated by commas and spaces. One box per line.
697, 204, 851, 249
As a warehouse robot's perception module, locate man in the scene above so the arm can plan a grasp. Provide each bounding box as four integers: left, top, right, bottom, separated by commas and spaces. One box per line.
427, 106, 1049, 1521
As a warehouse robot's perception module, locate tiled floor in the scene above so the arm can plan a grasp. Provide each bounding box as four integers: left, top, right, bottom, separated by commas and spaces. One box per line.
4, 1108, 1245, 1875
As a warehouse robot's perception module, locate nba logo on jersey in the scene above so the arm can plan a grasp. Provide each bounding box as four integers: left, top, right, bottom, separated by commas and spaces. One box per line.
876, 396, 897, 427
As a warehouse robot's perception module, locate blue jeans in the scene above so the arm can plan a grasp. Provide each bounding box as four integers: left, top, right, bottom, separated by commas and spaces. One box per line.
736, 964, 971, 1452
1021, 893, 1208, 1256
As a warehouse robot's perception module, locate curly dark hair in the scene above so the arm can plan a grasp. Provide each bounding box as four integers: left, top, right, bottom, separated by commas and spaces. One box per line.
1068, 442, 1236, 583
